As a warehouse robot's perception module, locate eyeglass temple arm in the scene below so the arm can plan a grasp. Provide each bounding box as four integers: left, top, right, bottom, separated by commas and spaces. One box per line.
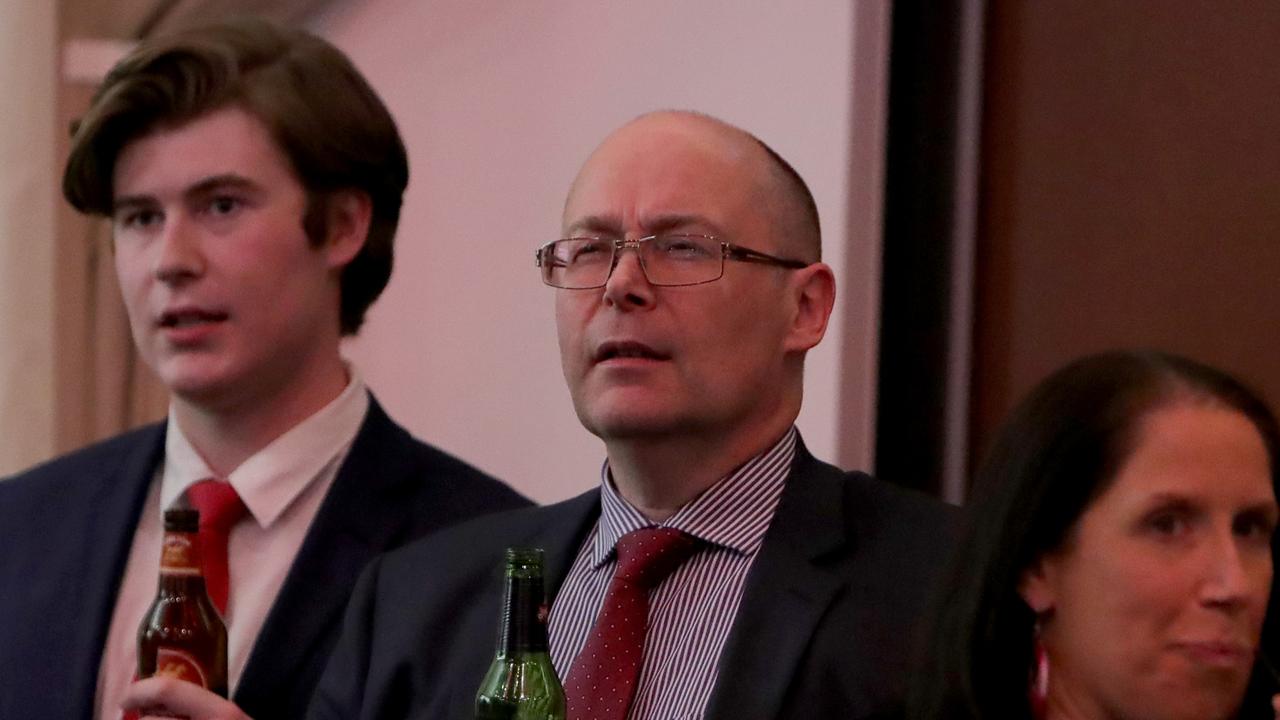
535, 245, 568, 268
724, 244, 811, 269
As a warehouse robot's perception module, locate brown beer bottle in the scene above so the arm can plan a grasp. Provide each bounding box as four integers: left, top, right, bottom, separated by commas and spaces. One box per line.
136, 509, 229, 696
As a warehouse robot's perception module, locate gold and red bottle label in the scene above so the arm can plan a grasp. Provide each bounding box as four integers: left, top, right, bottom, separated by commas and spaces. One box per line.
155, 648, 210, 688
159, 532, 202, 576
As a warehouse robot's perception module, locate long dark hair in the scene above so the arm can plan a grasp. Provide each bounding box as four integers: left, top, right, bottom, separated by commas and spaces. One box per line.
908, 349, 1280, 720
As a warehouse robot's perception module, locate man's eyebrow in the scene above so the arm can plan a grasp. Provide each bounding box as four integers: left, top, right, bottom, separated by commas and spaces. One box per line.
185, 173, 261, 196
564, 213, 722, 237
111, 195, 154, 215
112, 174, 262, 215
640, 213, 720, 236
564, 215, 622, 237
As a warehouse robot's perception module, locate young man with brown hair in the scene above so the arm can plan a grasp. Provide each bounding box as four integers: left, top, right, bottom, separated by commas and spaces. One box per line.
0, 18, 526, 720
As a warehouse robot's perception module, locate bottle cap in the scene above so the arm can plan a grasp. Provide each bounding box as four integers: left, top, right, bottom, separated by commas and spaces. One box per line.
164, 508, 200, 532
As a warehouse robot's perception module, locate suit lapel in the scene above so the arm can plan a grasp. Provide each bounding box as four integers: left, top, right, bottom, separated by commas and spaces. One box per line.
234, 398, 418, 709
69, 424, 166, 720
465, 487, 599, 606
540, 490, 601, 601
442, 489, 601, 718
703, 442, 848, 720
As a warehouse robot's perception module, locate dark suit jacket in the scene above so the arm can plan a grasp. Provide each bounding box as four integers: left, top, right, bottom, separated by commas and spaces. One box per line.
310, 438, 956, 720
0, 396, 529, 720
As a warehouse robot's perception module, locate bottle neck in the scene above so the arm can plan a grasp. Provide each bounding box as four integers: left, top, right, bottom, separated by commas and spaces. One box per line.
156, 573, 209, 598
157, 529, 206, 589
499, 574, 549, 654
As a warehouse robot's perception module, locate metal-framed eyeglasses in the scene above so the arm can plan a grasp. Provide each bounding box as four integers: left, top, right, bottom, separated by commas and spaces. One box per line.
535, 234, 811, 289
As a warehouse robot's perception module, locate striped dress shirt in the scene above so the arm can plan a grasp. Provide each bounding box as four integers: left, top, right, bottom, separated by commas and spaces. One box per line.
548, 427, 797, 719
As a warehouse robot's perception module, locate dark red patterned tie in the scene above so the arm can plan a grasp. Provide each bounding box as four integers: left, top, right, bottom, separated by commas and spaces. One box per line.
564, 527, 700, 720
186, 479, 247, 615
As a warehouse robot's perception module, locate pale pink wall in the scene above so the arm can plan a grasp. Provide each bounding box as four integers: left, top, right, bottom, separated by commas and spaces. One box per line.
313, 0, 873, 502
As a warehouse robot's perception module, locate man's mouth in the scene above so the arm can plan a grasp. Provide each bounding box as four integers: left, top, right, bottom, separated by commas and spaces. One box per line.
158, 308, 229, 329
594, 341, 670, 363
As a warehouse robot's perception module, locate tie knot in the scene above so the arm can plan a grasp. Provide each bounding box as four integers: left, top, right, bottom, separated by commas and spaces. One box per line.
187, 479, 247, 532
613, 527, 699, 589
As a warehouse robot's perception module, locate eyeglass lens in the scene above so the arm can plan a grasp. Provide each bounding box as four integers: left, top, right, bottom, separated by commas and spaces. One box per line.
543, 236, 723, 288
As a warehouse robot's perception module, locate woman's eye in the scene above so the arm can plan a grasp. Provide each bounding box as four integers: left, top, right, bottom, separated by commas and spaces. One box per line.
1234, 512, 1277, 540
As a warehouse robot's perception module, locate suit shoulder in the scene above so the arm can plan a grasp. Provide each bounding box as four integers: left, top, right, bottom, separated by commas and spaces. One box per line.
830, 468, 960, 575
0, 423, 163, 503
353, 404, 530, 513
791, 456, 959, 558
790, 441, 955, 531
380, 492, 592, 574
400, 435, 514, 491
840, 468, 958, 525
406, 438, 532, 517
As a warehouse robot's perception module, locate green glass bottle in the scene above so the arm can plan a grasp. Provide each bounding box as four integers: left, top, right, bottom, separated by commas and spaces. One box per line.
475, 548, 565, 720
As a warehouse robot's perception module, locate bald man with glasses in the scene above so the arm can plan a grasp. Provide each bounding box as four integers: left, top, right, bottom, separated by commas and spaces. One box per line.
311, 111, 955, 720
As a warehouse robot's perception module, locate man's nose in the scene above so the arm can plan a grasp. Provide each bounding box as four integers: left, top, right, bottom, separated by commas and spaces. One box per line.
153, 214, 205, 284
601, 244, 654, 309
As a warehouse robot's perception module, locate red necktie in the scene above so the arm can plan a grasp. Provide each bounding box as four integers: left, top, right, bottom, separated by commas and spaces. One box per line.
186, 479, 247, 615
564, 527, 700, 720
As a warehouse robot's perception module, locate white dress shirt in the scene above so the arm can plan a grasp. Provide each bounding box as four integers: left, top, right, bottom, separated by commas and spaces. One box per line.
94, 372, 369, 719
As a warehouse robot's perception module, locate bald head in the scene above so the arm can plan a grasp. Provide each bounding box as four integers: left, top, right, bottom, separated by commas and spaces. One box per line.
564, 111, 821, 262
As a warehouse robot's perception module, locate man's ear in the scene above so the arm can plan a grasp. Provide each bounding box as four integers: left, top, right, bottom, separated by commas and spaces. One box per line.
1018, 560, 1058, 616
783, 261, 836, 353
321, 189, 373, 270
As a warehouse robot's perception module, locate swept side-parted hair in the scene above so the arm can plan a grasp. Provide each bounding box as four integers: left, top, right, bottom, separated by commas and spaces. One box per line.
63, 17, 408, 335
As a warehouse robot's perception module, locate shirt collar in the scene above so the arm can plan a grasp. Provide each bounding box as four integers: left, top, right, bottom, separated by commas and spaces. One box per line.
591, 427, 797, 567
160, 369, 369, 529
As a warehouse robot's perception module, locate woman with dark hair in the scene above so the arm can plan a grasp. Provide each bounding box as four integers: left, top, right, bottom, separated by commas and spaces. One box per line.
910, 349, 1280, 720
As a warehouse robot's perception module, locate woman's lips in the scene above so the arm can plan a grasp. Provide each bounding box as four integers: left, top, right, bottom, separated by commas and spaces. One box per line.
1170, 640, 1253, 668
